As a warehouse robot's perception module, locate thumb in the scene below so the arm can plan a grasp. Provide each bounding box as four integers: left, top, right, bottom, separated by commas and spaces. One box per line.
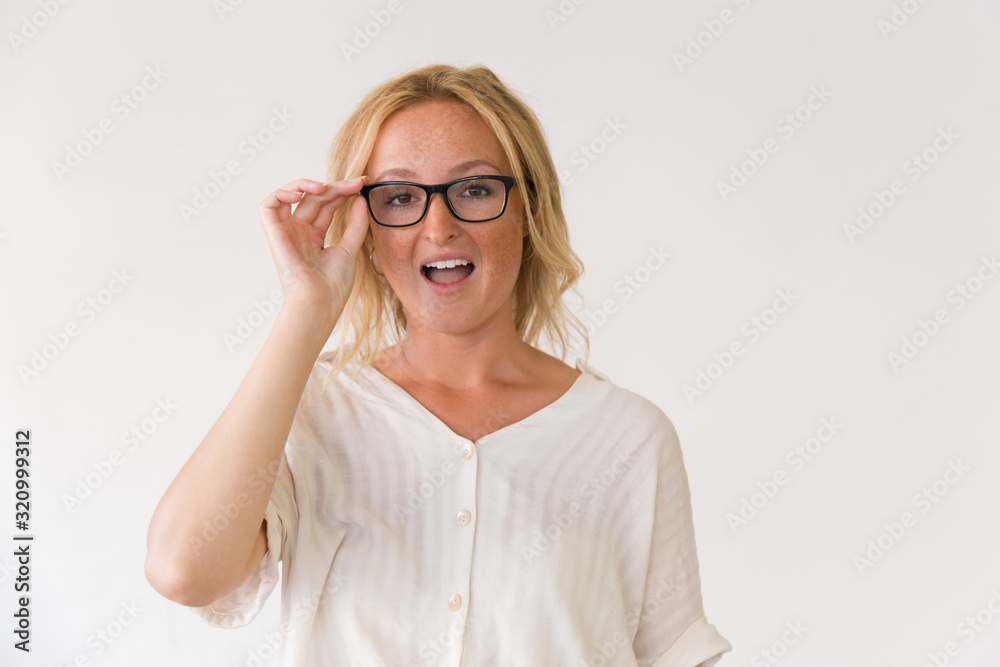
337, 195, 371, 264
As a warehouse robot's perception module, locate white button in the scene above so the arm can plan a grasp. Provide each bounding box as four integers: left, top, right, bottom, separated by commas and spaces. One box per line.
456, 509, 471, 526
461, 442, 474, 460
448, 593, 462, 611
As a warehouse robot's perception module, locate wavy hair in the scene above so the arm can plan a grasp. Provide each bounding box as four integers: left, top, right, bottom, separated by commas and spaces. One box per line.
316, 63, 589, 398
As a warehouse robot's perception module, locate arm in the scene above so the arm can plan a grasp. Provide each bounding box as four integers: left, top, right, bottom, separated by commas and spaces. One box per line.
634, 410, 732, 667
143, 175, 370, 608
143, 303, 335, 607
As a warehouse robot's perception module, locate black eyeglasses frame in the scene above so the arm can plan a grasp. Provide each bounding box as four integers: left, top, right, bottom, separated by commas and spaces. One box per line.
358, 175, 517, 228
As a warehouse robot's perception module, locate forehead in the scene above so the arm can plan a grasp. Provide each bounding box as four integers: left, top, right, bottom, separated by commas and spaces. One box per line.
367, 99, 512, 179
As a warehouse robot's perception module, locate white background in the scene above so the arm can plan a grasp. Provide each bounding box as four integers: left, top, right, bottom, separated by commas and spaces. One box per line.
2, 1, 999, 665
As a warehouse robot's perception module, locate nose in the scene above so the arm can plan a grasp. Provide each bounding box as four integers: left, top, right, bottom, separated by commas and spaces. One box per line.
420, 191, 461, 243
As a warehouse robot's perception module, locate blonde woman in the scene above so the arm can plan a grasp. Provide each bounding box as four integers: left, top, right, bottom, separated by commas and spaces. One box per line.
145, 64, 731, 666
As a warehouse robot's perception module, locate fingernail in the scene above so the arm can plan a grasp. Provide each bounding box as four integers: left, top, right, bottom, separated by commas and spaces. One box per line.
351, 175, 367, 183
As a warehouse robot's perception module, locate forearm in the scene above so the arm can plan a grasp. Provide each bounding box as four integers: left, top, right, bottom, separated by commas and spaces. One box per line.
144, 301, 336, 605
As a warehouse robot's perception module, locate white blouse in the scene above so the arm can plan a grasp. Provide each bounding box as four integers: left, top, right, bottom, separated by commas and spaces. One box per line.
189, 348, 732, 666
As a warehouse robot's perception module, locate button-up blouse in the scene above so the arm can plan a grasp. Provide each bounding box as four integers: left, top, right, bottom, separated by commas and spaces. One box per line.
189, 348, 732, 666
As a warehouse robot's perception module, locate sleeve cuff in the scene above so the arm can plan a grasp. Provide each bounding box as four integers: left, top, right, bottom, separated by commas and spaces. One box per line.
185, 501, 283, 629
650, 615, 733, 667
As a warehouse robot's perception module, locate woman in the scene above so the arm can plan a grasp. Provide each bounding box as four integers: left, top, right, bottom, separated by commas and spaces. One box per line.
145, 64, 731, 666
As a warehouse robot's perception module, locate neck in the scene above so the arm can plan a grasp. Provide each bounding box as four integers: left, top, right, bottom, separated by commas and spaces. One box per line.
382, 307, 534, 392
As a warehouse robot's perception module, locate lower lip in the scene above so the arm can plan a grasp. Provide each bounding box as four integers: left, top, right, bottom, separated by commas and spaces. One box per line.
421, 266, 475, 295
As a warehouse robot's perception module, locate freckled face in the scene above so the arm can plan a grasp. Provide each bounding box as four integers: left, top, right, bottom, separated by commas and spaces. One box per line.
365, 99, 527, 335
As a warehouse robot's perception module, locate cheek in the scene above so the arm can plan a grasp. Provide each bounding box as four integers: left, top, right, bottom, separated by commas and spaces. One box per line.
373, 230, 414, 274
371, 233, 420, 300
478, 224, 524, 285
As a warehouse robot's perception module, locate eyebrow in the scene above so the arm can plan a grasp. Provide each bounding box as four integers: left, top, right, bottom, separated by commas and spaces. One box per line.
373, 159, 503, 183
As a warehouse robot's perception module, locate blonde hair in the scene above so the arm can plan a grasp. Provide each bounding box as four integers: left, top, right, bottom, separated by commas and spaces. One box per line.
316, 63, 589, 398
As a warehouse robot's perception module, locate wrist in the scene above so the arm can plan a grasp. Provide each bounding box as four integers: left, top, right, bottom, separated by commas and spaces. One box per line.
276, 300, 342, 345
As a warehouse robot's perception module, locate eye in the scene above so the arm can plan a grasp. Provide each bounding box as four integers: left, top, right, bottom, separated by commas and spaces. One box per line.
460, 180, 495, 197
382, 186, 421, 207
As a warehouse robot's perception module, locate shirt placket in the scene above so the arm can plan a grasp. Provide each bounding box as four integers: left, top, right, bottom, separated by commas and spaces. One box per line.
440, 436, 478, 666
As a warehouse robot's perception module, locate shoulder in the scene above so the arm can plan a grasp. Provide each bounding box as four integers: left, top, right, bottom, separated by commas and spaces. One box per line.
303, 346, 412, 420
277, 348, 378, 426
577, 358, 677, 431
607, 383, 680, 450
576, 360, 683, 461
307, 347, 374, 396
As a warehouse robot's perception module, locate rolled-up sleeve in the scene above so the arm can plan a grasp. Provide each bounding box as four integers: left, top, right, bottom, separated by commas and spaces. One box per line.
633, 412, 732, 667
649, 616, 732, 667
187, 450, 297, 629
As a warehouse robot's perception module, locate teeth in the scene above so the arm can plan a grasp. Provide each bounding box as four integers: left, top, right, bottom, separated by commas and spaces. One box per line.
423, 259, 470, 269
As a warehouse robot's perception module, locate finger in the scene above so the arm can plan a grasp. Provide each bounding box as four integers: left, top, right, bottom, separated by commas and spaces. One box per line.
294, 191, 343, 225
260, 179, 326, 213
293, 176, 368, 223
309, 196, 347, 233
279, 178, 329, 195
339, 196, 372, 262
259, 189, 307, 225
324, 196, 370, 267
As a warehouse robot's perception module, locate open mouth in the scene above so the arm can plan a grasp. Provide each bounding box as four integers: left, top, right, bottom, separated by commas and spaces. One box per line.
421, 261, 475, 285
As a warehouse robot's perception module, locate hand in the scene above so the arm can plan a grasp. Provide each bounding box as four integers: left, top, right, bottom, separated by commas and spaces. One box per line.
258, 176, 370, 317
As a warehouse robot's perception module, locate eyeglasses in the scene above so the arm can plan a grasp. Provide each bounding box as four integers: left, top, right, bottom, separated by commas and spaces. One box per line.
359, 175, 517, 227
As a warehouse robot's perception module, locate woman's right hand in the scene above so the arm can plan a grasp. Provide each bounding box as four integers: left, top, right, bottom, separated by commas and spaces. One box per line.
259, 176, 371, 319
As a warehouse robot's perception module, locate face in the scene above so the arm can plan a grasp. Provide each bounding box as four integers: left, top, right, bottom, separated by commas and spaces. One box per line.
365, 99, 528, 336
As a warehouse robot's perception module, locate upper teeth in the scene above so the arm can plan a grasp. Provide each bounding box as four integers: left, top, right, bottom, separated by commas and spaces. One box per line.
424, 259, 470, 269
